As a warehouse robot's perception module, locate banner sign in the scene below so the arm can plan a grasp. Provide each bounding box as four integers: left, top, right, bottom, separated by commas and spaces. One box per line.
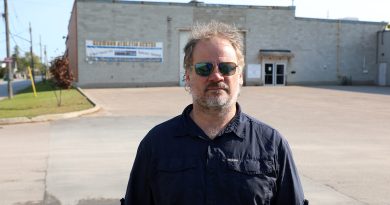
86, 40, 163, 62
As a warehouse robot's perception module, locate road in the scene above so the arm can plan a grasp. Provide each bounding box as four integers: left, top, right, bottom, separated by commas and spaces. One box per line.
1, 86, 390, 205
0, 77, 42, 100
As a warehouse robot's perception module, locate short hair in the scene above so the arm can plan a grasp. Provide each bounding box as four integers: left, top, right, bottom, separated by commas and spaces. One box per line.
183, 21, 245, 72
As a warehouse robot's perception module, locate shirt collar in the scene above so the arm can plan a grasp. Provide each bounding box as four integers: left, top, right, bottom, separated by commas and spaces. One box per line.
177, 103, 247, 139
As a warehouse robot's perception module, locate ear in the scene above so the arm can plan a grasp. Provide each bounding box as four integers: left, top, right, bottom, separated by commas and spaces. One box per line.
184, 70, 192, 92
238, 68, 244, 86
185, 70, 190, 83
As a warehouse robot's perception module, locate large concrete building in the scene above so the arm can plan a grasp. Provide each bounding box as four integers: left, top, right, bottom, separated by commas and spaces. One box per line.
66, 0, 390, 87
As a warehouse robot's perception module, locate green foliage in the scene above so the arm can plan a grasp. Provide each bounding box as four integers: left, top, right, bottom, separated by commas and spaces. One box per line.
11, 45, 45, 74
0, 67, 5, 79
12, 46, 23, 72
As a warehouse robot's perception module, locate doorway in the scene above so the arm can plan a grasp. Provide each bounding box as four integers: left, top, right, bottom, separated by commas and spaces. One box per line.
264, 62, 285, 85
378, 63, 387, 86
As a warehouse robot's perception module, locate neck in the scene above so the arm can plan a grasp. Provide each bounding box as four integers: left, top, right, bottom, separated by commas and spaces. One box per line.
190, 103, 237, 139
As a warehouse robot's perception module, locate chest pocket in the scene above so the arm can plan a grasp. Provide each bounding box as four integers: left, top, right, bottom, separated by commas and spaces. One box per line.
221, 158, 276, 204
225, 158, 275, 176
153, 158, 203, 205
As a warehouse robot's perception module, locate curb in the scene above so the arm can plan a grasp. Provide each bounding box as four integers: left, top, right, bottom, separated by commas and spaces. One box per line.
0, 87, 101, 125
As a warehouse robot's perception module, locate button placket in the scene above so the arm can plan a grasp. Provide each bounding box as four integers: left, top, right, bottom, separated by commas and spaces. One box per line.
205, 142, 217, 205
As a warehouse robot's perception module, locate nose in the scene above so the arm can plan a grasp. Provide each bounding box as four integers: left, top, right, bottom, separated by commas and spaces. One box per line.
207, 66, 224, 82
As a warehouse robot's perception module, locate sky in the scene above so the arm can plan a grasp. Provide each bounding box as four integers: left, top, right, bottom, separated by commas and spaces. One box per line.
1, 0, 389, 64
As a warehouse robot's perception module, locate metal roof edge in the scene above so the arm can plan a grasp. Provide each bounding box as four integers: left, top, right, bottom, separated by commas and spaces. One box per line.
295, 17, 388, 25
78, 0, 296, 10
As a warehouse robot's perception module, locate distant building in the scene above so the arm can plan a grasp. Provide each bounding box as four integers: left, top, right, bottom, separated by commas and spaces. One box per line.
340, 17, 359, 21
66, 0, 389, 87
377, 29, 390, 86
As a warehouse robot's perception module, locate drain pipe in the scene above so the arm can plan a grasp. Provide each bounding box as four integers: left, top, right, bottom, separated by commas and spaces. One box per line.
336, 20, 341, 79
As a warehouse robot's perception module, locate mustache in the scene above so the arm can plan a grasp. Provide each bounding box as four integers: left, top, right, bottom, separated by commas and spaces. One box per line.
205, 82, 230, 92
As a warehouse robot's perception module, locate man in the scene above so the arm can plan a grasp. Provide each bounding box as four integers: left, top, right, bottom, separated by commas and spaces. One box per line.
123, 21, 307, 205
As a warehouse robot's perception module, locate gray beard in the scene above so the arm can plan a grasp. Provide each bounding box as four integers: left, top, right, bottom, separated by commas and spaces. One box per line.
194, 91, 231, 110
191, 85, 240, 113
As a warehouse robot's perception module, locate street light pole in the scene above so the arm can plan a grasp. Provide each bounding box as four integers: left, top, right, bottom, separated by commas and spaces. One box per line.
4, 0, 13, 98
29, 22, 35, 83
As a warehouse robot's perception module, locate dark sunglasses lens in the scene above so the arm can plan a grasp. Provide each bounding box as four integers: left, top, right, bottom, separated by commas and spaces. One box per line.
219, 63, 237, 76
195, 63, 213, 76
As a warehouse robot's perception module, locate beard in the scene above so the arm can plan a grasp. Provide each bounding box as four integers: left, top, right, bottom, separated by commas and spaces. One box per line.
190, 82, 240, 111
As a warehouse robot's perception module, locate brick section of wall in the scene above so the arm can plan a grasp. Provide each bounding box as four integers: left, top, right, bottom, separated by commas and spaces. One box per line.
67, 1, 78, 82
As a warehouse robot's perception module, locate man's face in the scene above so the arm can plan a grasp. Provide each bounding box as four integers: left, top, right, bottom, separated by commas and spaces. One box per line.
186, 37, 243, 110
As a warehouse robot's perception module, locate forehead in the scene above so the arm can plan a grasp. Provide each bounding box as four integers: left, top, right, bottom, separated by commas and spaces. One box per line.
192, 37, 237, 63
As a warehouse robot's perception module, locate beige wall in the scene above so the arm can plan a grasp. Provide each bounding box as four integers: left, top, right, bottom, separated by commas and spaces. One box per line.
69, 0, 387, 87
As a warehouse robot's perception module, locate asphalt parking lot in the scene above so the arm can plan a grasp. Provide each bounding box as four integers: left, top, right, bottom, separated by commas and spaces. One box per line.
1, 85, 390, 205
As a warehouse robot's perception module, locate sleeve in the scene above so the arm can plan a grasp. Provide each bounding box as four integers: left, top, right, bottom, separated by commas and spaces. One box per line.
124, 138, 154, 205
274, 132, 306, 205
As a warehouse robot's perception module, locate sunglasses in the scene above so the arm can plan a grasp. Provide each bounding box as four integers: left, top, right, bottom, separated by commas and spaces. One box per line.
192, 62, 238, 77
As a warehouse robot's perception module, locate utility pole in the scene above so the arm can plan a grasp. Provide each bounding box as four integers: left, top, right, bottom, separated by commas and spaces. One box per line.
44, 45, 48, 80
40, 35, 43, 64
44, 45, 48, 68
29, 22, 35, 83
4, 0, 13, 98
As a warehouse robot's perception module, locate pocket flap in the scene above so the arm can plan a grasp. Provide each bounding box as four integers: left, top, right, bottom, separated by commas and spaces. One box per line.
226, 159, 273, 175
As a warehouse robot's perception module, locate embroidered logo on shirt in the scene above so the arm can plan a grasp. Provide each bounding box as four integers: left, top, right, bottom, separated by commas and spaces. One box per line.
226, 158, 239, 162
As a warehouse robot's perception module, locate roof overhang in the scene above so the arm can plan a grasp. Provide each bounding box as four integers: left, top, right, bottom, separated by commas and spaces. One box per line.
259, 49, 294, 60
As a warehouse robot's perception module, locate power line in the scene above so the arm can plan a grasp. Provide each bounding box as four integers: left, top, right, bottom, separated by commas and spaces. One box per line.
11, 32, 30, 42
10, 33, 29, 53
10, 1, 21, 34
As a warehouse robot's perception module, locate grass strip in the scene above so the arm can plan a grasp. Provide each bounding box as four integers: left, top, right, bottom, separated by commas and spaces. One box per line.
0, 81, 94, 119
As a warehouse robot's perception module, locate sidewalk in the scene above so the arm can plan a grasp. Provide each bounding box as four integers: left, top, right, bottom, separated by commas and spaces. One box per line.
82, 86, 390, 205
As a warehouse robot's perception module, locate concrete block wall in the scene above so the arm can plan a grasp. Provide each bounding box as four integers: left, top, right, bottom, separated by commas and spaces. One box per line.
71, 0, 387, 87
377, 31, 390, 85
244, 7, 296, 85
282, 18, 383, 85
287, 19, 339, 85
76, 1, 193, 87
337, 22, 382, 84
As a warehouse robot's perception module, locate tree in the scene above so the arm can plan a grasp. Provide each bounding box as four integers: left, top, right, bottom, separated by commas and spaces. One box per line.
12, 45, 23, 73
0, 67, 5, 79
11, 45, 45, 76
50, 56, 73, 89
49, 56, 74, 106
24, 51, 44, 73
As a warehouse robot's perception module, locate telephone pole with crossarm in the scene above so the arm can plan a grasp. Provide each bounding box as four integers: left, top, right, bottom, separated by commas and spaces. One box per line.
3, 0, 13, 98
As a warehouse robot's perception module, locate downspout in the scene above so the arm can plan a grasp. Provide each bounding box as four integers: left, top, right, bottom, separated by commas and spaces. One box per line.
336, 20, 341, 79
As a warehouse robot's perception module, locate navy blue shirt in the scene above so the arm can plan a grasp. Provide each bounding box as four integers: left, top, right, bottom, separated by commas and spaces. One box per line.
124, 104, 305, 205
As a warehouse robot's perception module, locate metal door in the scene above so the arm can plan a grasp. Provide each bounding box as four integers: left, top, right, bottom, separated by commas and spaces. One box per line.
379, 63, 387, 86
264, 63, 274, 85
276, 64, 285, 85
264, 63, 285, 85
